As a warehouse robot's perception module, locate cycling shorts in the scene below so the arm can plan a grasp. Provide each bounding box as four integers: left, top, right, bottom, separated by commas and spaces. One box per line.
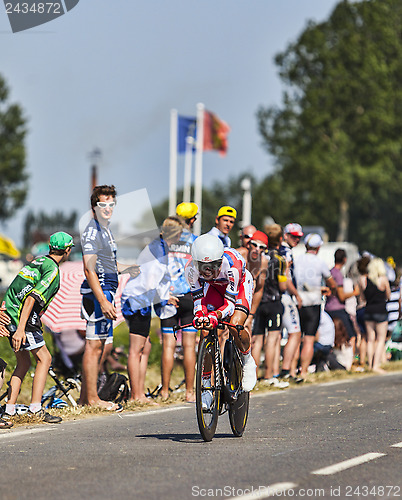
125, 311, 151, 337
9, 329, 45, 351
81, 291, 115, 341
252, 300, 284, 335
281, 294, 301, 334
299, 305, 321, 337
161, 293, 197, 335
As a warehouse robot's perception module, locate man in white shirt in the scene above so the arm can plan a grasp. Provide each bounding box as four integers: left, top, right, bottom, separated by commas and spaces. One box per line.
207, 206, 237, 248
294, 233, 337, 381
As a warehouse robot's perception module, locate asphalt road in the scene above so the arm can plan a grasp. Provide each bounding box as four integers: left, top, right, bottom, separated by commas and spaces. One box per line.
0, 373, 401, 500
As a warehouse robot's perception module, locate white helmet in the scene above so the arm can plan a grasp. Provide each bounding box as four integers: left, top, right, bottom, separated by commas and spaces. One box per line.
191, 234, 224, 263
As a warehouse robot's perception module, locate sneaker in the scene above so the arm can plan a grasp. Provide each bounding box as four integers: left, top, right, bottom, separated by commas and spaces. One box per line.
201, 390, 213, 410
242, 356, 257, 392
0, 411, 14, 421
28, 409, 62, 423
264, 377, 289, 389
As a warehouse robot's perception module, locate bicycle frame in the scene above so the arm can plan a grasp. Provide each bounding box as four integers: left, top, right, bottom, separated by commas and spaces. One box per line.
178, 320, 249, 441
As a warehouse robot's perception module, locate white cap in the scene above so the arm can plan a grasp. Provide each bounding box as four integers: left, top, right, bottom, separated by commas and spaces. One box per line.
304, 233, 323, 249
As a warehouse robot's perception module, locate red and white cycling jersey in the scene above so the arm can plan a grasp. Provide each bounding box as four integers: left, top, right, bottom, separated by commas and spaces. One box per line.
185, 248, 254, 318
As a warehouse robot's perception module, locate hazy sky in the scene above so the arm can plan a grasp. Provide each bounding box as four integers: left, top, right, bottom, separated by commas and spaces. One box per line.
1, 0, 340, 245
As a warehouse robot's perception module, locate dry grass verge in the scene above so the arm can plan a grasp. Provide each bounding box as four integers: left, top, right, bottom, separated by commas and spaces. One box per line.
3, 360, 401, 429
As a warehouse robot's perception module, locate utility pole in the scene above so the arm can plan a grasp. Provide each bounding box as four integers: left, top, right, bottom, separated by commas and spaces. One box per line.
89, 148, 102, 193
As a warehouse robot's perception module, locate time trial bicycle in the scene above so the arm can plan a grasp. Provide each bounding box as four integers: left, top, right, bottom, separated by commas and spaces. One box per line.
176, 320, 250, 442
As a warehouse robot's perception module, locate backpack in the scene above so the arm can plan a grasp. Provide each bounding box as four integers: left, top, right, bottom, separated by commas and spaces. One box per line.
97, 372, 129, 403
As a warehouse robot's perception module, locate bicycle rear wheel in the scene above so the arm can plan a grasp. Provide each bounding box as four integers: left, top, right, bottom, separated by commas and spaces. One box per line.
228, 353, 249, 437
196, 336, 221, 442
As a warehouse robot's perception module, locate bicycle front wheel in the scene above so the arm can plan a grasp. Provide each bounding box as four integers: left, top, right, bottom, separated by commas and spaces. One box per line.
228, 354, 249, 437
196, 336, 221, 442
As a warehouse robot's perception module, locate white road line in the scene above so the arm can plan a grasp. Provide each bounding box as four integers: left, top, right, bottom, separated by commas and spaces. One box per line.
0, 427, 54, 440
391, 442, 402, 448
123, 405, 191, 417
230, 483, 298, 500
312, 452, 386, 475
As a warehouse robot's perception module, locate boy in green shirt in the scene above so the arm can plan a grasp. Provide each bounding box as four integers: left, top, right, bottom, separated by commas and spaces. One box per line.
2, 232, 74, 423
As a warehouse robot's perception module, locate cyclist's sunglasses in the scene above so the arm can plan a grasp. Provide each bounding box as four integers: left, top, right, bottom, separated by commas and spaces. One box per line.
197, 260, 222, 273
97, 201, 116, 209
250, 241, 267, 251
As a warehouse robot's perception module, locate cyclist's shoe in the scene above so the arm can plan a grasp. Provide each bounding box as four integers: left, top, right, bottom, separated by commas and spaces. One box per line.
242, 356, 257, 392
201, 390, 213, 410
28, 409, 62, 423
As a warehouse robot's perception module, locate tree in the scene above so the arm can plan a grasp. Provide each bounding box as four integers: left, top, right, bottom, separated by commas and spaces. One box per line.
257, 0, 402, 258
151, 173, 257, 246
23, 210, 78, 249
0, 74, 28, 221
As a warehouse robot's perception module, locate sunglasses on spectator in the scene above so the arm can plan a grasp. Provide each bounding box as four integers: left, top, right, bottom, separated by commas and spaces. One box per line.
250, 241, 267, 251
288, 234, 301, 239
97, 201, 116, 209
242, 234, 253, 239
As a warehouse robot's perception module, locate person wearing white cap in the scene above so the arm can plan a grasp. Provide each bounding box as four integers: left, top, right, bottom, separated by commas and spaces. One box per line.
278, 223, 304, 380
293, 233, 337, 381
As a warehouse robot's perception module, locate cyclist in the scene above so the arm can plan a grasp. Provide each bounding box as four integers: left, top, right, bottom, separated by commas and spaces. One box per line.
185, 234, 256, 409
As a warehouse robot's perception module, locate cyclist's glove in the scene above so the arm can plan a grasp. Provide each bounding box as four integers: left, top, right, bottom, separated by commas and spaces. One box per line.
206, 311, 219, 329
193, 306, 208, 329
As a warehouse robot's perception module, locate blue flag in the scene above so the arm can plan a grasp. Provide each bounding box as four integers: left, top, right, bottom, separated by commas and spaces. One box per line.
178, 115, 197, 154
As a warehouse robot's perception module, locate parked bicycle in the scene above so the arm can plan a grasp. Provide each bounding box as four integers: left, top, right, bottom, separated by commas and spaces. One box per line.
176, 321, 250, 442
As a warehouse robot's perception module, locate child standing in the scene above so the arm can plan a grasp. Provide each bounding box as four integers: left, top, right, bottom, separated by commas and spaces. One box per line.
2, 232, 74, 423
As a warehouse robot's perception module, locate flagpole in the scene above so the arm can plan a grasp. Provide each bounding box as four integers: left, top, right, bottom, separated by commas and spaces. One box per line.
169, 109, 178, 215
193, 103, 205, 236
183, 135, 193, 203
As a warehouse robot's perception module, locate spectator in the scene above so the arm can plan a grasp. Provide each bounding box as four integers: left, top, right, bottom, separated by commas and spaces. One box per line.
2, 232, 74, 423
325, 249, 360, 354
359, 257, 391, 374
79, 185, 140, 410
293, 233, 337, 382
207, 206, 237, 248
159, 203, 198, 402
237, 229, 268, 282
355, 256, 371, 367
386, 258, 401, 337
311, 310, 335, 371
251, 224, 289, 388
239, 230, 269, 333
328, 317, 354, 371
278, 223, 303, 381
0, 358, 12, 428
238, 225, 257, 250
121, 217, 183, 403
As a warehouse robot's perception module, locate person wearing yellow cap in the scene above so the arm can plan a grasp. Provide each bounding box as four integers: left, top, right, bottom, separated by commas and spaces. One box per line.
157, 203, 199, 402
176, 202, 198, 224
207, 205, 237, 248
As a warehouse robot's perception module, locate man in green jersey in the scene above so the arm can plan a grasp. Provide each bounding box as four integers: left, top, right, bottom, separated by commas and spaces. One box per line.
2, 232, 74, 423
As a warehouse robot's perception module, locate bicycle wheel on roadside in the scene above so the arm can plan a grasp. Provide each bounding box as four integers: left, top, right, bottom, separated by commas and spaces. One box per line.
195, 336, 220, 442
228, 354, 249, 437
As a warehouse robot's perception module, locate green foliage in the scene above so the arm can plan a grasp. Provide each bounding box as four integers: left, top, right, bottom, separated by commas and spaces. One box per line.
23, 209, 78, 249
152, 175, 257, 246
257, 0, 402, 259
0, 74, 28, 221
